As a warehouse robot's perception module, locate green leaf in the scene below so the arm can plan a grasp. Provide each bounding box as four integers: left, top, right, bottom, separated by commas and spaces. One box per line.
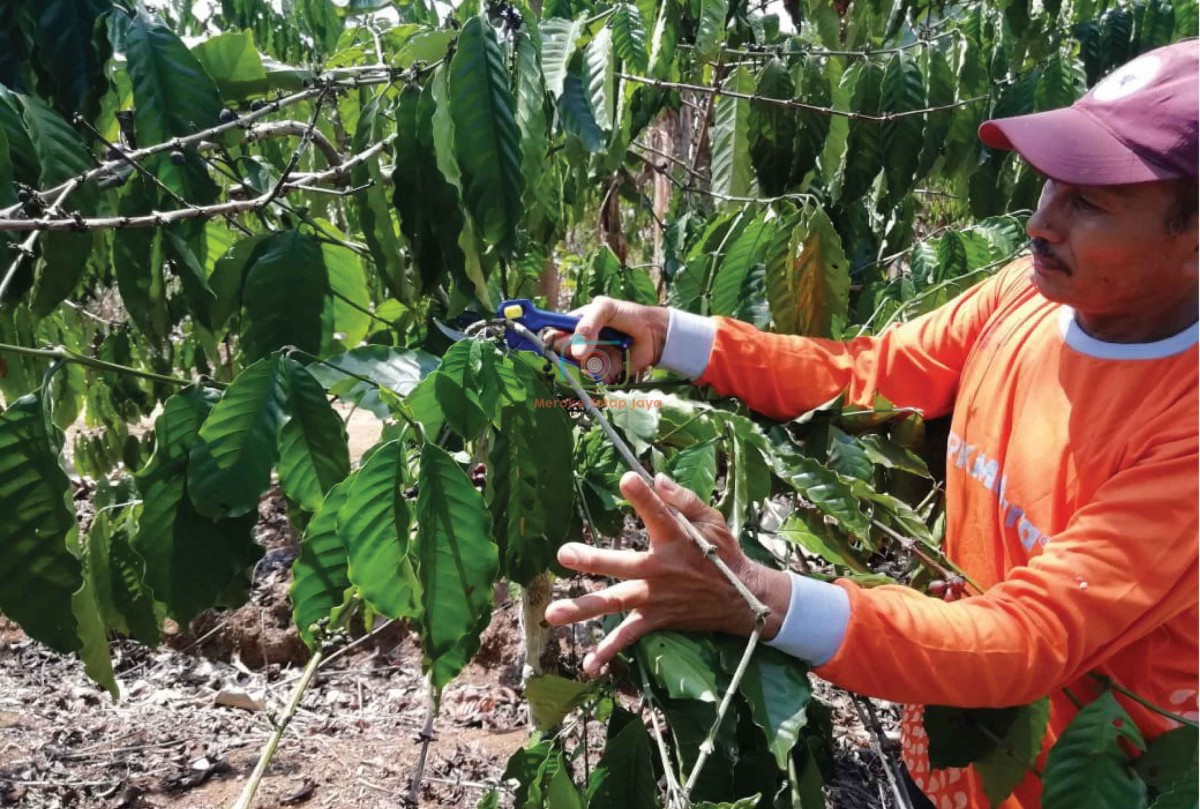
926, 704, 1021, 769
669, 438, 719, 501
208, 233, 268, 333
767, 206, 850, 337
338, 439, 420, 620
880, 52, 925, 203
526, 674, 596, 730
711, 215, 772, 317
0, 394, 81, 653
1035, 56, 1086, 111
778, 512, 869, 573
240, 230, 332, 362
1043, 691, 1148, 809
416, 443, 498, 690
647, 0, 679, 79
0, 88, 37, 187
135, 387, 261, 624
277, 358, 350, 511
28, 0, 111, 124
857, 433, 930, 478
291, 478, 354, 647
1137, 726, 1198, 797
711, 66, 755, 197
514, 28, 550, 225
584, 25, 615, 132
695, 0, 729, 59
164, 229, 217, 329
839, 60, 884, 204
791, 57, 832, 187
636, 630, 725, 703
560, 63, 606, 152
118, 9, 221, 195
916, 46, 955, 180
191, 30, 268, 98
16, 94, 97, 316
735, 644, 812, 770
353, 93, 415, 305
187, 357, 287, 519
976, 698, 1051, 807
541, 17, 584, 99
748, 60, 798, 197
768, 443, 871, 539
191, 30, 311, 99
448, 17, 524, 255
489, 380, 575, 586
320, 236, 372, 353
307, 345, 438, 419
392, 81, 467, 298
611, 4, 649, 72
92, 511, 159, 645
587, 706, 659, 809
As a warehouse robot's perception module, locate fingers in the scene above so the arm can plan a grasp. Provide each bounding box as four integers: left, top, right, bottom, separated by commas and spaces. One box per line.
583, 611, 654, 677
572, 296, 617, 358
556, 542, 654, 579
619, 471, 725, 539
544, 580, 648, 626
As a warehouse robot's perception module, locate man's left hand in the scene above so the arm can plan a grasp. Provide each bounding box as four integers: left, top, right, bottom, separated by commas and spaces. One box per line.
545, 471, 791, 677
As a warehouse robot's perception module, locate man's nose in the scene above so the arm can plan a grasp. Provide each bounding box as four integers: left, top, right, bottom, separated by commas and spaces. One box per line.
1026, 182, 1064, 244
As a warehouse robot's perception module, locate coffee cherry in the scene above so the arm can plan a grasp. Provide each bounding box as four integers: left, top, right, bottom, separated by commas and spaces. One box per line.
219, 107, 238, 124
403, 485, 419, 500
106, 145, 124, 160
928, 579, 947, 596
250, 99, 267, 112
169, 149, 186, 165
470, 463, 487, 487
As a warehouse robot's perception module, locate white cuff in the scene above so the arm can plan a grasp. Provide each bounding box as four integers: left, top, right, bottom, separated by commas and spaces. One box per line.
764, 572, 851, 666
657, 309, 716, 379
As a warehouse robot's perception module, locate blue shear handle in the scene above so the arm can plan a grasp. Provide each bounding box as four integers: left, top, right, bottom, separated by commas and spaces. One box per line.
498, 298, 634, 351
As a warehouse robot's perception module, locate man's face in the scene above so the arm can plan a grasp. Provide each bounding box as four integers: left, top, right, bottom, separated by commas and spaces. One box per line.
1024, 177, 1198, 319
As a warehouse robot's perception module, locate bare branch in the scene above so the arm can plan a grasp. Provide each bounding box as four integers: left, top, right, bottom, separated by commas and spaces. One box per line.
0, 178, 84, 303
618, 72, 986, 121
239, 120, 343, 167
0, 140, 391, 233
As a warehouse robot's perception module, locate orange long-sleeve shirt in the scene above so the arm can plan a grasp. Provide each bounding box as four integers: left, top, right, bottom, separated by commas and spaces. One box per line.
691, 257, 1199, 809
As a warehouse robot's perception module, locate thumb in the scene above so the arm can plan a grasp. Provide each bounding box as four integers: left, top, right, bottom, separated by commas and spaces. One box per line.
654, 473, 719, 525
572, 297, 615, 358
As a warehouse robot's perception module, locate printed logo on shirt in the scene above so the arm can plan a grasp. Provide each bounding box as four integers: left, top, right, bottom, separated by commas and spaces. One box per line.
947, 431, 1051, 550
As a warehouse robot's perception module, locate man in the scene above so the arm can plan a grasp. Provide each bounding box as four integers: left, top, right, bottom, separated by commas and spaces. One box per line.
545, 40, 1198, 809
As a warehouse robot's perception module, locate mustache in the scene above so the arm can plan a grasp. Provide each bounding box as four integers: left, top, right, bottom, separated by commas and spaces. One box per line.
1029, 238, 1068, 270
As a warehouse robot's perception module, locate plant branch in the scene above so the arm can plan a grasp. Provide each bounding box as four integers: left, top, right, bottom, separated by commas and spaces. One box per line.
0, 179, 83, 302
869, 516, 982, 594
404, 677, 439, 807
636, 658, 688, 809
851, 695, 914, 809
230, 645, 325, 809
76, 116, 256, 238
675, 30, 955, 60
0, 140, 391, 233
619, 73, 986, 121
683, 627, 764, 794
0, 342, 215, 389
1091, 674, 1200, 729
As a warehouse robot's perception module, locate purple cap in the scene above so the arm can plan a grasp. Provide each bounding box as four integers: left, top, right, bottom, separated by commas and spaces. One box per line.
979, 40, 1198, 185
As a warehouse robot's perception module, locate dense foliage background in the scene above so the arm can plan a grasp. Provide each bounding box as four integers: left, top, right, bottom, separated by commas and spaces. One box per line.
0, 0, 1195, 806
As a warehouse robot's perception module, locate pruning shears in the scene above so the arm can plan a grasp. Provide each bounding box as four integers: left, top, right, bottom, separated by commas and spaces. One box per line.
435, 298, 634, 381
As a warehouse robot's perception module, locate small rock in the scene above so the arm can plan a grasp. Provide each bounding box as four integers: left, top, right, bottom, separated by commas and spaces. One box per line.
214, 688, 266, 712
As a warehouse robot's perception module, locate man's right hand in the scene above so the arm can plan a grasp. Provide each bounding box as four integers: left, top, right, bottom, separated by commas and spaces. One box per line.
548, 296, 669, 382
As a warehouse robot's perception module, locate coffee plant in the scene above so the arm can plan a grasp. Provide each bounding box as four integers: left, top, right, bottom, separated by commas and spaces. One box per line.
0, 0, 1194, 807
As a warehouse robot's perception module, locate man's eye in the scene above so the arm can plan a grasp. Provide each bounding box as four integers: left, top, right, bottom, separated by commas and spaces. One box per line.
1072, 194, 1100, 211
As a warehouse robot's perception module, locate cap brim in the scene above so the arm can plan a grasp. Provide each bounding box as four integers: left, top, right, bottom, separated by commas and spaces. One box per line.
979, 106, 1179, 185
